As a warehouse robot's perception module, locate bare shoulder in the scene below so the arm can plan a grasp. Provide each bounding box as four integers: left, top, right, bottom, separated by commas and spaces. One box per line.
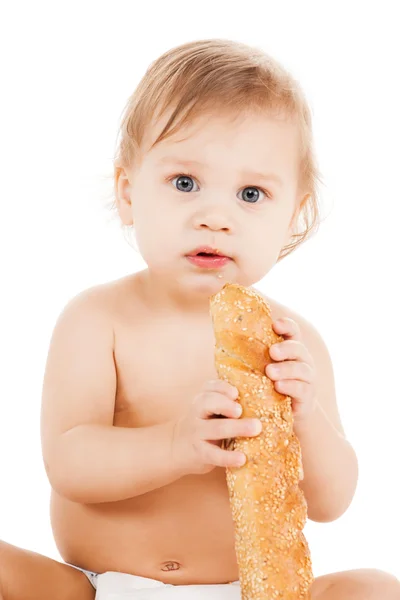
259, 291, 346, 438
261, 293, 317, 338
61, 272, 142, 321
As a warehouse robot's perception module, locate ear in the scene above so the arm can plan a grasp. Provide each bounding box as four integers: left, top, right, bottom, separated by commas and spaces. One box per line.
283, 192, 311, 247
114, 166, 134, 226
289, 192, 311, 230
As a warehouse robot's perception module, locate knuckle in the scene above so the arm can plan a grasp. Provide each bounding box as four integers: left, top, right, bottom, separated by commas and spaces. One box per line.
196, 441, 208, 459
200, 390, 219, 403
207, 393, 235, 416
213, 447, 230, 468
202, 444, 219, 466
205, 448, 220, 467
192, 391, 205, 405
212, 419, 230, 439
194, 391, 214, 412
203, 393, 222, 413
221, 396, 238, 412
206, 379, 237, 396
197, 391, 211, 404
204, 379, 221, 390
212, 419, 226, 438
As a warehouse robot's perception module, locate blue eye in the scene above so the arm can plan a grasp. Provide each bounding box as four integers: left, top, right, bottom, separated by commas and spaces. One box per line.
169, 173, 268, 202
239, 187, 264, 203
171, 174, 199, 193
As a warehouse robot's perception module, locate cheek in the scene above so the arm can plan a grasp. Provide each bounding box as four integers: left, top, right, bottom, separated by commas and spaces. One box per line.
133, 198, 169, 235
132, 187, 178, 230
254, 207, 292, 245
133, 208, 178, 264
239, 221, 284, 270
245, 219, 281, 250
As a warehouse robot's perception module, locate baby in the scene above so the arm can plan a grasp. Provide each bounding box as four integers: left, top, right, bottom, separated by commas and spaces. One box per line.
0, 39, 399, 600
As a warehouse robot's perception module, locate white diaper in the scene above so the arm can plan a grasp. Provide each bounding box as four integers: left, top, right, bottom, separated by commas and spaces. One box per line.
95, 572, 241, 600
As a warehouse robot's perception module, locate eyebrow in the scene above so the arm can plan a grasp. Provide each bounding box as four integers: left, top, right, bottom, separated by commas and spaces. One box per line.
156, 156, 284, 187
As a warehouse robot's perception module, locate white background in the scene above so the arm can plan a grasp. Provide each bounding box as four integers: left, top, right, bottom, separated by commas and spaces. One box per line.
0, 0, 399, 582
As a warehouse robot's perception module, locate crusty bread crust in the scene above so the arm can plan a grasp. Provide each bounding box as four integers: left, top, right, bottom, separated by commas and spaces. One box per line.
210, 283, 313, 599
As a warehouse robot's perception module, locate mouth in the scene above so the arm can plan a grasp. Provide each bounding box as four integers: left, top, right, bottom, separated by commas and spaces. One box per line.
185, 246, 232, 269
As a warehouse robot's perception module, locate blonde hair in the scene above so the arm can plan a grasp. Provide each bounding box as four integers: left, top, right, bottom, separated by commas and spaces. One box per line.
103, 38, 325, 260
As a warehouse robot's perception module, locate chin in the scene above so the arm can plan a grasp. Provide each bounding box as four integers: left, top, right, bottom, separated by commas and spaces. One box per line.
182, 272, 232, 296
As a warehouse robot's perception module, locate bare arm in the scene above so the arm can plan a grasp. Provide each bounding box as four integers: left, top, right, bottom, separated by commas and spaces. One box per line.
41, 288, 183, 504
294, 313, 359, 522
295, 401, 358, 522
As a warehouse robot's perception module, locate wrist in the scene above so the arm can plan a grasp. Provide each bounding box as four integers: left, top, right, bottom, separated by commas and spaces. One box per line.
293, 400, 320, 437
168, 418, 192, 477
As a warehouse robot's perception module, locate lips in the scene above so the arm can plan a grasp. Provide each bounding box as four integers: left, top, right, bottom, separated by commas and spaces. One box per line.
186, 246, 232, 269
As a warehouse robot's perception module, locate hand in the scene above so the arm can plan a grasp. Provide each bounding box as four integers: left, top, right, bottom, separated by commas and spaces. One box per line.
171, 380, 263, 475
265, 317, 317, 423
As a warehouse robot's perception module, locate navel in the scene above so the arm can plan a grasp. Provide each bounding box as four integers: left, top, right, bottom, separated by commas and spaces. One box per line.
160, 561, 181, 571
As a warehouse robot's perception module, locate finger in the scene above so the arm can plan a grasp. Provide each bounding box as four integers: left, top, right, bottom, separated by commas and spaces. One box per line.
200, 442, 246, 469
274, 379, 311, 401
272, 317, 301, 340
269, 340, 313, 363
266, 361, 314, 382
204, 416, 262, 441
202, 379, 238, 400
194, 392, 242, 419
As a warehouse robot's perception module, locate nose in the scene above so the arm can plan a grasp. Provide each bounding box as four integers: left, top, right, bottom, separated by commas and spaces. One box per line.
192, 208, 233, 233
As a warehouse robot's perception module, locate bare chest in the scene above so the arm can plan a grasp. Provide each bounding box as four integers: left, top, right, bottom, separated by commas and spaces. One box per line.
112, 316, 218, 427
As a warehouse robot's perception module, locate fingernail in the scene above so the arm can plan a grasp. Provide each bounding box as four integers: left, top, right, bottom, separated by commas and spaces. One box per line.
237, 453, 246, 466
234, 403, 242, 416
252, 419, 262, 434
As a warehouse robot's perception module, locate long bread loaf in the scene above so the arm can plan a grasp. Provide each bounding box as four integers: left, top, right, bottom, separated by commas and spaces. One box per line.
210, 283, 313, 600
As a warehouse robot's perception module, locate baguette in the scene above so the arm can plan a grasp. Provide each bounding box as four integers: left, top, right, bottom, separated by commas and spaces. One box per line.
210, 283, 313, 600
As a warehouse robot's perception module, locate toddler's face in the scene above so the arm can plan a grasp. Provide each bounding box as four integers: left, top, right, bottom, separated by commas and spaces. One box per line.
117, 110, 307, 295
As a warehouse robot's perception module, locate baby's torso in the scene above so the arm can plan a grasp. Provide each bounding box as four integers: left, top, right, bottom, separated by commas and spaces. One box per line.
50, 274, 284, 585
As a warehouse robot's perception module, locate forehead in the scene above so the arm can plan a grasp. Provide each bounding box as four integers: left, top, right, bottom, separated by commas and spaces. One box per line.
143, 109, 300, 180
